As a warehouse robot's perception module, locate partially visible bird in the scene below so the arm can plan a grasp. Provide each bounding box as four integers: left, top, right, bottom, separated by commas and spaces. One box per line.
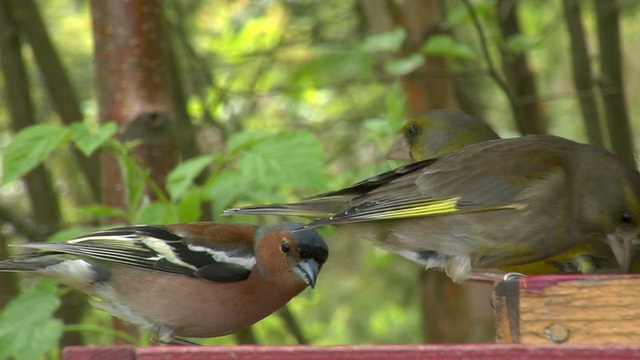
384, 111, 635, 277
225, 135, 640, 283
0, 222, 328, 344
385, 109, 500, 161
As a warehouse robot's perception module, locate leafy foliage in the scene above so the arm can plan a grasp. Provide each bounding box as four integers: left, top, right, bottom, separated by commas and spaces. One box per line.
1, 124, 70, 186
4, 0, 640, 355
0, 279, 63, 360
1, 121, 115, 186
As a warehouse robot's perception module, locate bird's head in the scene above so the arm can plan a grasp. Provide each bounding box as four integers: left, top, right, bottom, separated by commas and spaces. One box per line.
254, 222, 328, 288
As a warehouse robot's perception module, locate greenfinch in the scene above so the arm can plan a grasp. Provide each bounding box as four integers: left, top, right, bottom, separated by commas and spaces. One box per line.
225, 135, 640, 283
385, 109, 500, 161
385, 111, 612, 276
386, 109, 640, 275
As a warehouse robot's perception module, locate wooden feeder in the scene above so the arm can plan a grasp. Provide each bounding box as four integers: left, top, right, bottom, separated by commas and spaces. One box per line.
62, 274, 640, 359
492, 274, 640, 344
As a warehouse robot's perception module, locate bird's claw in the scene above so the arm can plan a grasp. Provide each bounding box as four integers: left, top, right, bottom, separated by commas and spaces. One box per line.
503, 272, 525, 281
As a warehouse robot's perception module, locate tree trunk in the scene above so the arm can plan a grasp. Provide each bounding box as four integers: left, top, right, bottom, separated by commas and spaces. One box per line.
562, 0, 604, 148
594, 0, 635, 168
391, 0, 456, 113
90, 0, 180, 343
497, 0, 548, 135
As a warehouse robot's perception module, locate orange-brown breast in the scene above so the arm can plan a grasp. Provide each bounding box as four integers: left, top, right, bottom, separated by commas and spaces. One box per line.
107, 264, 307, 338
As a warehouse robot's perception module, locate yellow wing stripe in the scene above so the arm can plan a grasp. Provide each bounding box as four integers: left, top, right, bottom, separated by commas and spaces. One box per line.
370, 197, 461, 218
334, 197, 524, 221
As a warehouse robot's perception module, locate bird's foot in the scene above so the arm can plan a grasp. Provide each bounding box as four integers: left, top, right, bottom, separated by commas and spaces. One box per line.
169, 337, 201, 346
502, 272, 525, 281
467, 271, 525, 282
149, 325, 200, 346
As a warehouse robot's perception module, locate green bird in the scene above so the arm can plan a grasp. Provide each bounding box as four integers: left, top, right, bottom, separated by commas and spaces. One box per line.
385, 109, 500, 161
224, 135, 640, 282
384, 111, 634, 276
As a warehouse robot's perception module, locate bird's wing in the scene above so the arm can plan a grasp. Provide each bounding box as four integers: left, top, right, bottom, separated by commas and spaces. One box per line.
306, 136, 571, 227
16, 224, 258, 283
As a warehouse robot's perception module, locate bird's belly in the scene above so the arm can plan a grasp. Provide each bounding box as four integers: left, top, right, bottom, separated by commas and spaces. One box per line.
99, 266, 306, 338
344, 210, 578, 269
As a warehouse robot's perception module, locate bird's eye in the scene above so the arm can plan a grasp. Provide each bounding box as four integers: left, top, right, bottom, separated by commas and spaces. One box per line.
406, 123, 419, 139
622, 211, 635, 225
280, 241, 291, 254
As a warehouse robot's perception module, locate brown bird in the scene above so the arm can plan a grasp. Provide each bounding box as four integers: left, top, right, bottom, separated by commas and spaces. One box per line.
0, 222, 328, 344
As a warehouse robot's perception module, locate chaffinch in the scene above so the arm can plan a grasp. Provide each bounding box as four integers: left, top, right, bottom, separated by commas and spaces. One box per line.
225, 135, 640, 282
385, 109, 500, 161
0, 221, 328, 344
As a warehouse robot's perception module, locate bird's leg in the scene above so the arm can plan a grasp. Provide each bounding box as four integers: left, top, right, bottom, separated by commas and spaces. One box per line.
149, 325, 200, 346
466, 271, 506, 282
169, 337, 201, 346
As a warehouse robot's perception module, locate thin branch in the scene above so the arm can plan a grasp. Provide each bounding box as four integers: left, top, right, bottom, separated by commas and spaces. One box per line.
277, 305, 308, 345
459, 0, 515, 108
10, 0, 101, 201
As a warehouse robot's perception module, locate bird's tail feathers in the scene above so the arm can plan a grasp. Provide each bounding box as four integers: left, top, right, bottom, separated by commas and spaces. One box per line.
0, 255, 63, 271
0, 254, 66, 272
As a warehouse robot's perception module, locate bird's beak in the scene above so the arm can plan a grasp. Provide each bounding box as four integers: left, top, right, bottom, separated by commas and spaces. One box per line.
385, 135, 412, 161
292, 258, 320, 288
606, 232, 638, 272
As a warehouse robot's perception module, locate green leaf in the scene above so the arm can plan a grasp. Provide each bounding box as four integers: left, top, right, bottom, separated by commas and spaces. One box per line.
227, 131, 269, 154
504, 34, 537, 54
77, 205, 129, 219
385, 81, 407, 126
138, 201, 178, 224
110, 141, 146, 214
166, 155, 214, 201
384, 54, 424, 76
422, 34, 475, 59
186, 97, 205, 119
70, 121, 117, 156
288, 50, 374, 86
0, 279, 63, 360
206, 169, 248, 217
177, 187, 203, 222
232, 131, 327, 202
361, 28, 406, 52
1, 124, 71, 186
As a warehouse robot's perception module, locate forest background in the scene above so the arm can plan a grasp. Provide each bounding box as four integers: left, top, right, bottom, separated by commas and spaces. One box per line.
0, 0, 637, 359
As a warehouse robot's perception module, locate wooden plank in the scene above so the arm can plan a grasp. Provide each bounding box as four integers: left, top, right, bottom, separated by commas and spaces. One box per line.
493, 279, 520, 343
63, 345, 136, 360
62, 345, 640, 360
493, 274, 640, 344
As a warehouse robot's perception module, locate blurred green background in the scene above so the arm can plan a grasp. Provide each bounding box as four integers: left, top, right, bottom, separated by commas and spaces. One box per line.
0, 0, 639, 358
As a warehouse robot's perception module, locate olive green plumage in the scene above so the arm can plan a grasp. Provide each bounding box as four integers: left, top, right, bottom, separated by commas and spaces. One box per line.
386, 109, 500, 161
225, 135, 640, 282
385, 110, 640, 276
